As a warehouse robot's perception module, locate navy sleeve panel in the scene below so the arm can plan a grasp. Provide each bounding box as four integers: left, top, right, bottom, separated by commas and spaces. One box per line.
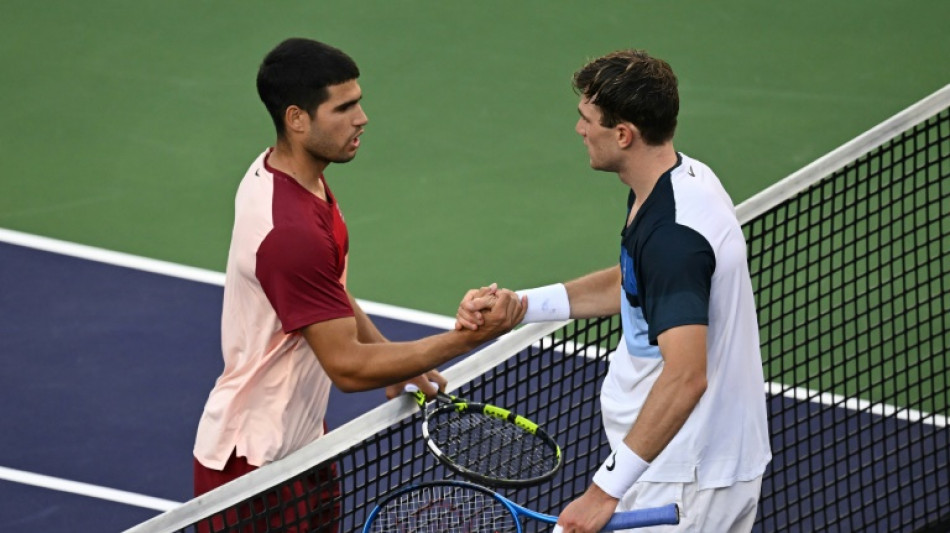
639, 224, 716, 344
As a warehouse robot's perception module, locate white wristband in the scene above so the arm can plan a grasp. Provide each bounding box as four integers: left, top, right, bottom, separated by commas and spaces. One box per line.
591, 443, 649, 499
516, 283, 570, 323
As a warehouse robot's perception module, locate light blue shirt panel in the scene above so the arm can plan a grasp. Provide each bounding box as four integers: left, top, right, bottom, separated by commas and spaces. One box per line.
620, 296, 662, 359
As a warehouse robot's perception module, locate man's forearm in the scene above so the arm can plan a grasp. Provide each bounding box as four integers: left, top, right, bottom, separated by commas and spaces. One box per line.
564, 265, 622, 318
348, 293, 388, 344
624, 324, 708, 460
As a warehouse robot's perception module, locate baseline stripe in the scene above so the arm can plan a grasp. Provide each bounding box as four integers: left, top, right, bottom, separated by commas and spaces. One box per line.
766, 382, 947, 428
0, 228, 224, 286
0, 466, 180, 511
0, 227, 454, 330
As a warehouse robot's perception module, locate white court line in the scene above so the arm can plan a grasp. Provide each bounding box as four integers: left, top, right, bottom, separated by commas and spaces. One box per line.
0, 228, 225, 286
767, 382, 948, 428
0, 467, 180, 511
2, 226, 946, 512
0, 227, 456, 330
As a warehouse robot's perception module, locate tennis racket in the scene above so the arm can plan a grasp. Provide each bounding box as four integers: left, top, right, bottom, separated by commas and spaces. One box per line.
362, 479, 679, 532
405, 385, 562, 487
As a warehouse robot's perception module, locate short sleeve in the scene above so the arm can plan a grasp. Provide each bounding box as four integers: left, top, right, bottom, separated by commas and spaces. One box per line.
256, 226, 353, 333
639, 224, 716, 344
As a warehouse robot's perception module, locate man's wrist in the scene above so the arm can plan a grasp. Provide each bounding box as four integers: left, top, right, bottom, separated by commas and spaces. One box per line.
516, 283, 570, 323
591, 443, 649, 499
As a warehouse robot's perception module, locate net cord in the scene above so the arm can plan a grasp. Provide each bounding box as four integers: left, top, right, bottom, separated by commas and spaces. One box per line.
736, 83, 950, 225
122, 320, 568, 533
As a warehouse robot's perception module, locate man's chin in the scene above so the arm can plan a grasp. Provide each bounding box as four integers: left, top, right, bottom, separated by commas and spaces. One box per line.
330, 153, 357, 164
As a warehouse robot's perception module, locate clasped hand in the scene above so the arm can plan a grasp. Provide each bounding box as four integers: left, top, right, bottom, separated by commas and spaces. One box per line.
387, 284, 524, 401
454, 283, 526, 333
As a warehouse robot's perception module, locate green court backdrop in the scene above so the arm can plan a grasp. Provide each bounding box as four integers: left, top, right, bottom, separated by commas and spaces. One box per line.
1, 0, 948, 315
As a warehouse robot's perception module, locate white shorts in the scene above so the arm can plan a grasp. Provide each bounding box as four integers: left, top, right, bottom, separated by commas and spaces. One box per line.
616, 476, 764, 533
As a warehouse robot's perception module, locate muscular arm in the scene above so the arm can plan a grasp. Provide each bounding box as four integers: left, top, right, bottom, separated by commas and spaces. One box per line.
563, 265, 622, 319
624, 324, 708, 459
302, 291, 525, 393
347, 292, 388, 344
456, 266, 621, 330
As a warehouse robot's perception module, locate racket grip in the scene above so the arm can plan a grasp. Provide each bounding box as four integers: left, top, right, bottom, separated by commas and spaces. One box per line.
403, 384, 429, 408
403, 383, 452, 407
602, 503, 679, 530
403, 381, 442, 394
404, 382, 455, 403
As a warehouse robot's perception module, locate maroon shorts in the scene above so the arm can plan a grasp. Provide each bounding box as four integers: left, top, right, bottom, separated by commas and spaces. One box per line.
193, 450, 341, 532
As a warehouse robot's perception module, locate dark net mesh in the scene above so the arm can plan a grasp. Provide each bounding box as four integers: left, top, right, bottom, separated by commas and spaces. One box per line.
171, 318, 618, 533
749, 107, 950, 532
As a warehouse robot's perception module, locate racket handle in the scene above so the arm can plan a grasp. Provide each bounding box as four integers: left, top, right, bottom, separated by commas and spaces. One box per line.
403, 382, 454, 402
403, 381, 442, 394
403, 383, 454, 408
602, 503, 679, 530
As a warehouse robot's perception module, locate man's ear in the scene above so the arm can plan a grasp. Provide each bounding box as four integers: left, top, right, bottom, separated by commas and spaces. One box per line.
283, 105, 309, 135
616, 122, 638, 149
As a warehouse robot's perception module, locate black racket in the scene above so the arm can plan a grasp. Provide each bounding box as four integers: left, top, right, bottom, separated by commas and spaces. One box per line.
362, 479, 680, 532
405, 385, 562, 487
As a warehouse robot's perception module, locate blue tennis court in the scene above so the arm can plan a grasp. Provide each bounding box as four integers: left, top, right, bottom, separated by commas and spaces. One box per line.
0, 236, 446, 532
2, 231, 948, 532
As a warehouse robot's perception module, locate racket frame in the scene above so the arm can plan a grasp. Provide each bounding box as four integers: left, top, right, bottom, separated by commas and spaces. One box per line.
362, 479, 680, 532
409, 388, 562, 487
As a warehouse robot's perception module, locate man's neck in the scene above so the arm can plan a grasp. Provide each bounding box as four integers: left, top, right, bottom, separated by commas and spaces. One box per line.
619, 143, 678, 202
268, 141, 329, 198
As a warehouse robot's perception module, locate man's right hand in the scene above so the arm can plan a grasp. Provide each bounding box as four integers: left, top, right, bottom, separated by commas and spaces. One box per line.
456, 283, 502, 331
457, 285, 526, 339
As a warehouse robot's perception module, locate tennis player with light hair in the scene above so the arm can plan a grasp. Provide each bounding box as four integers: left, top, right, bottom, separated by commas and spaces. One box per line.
193, 37, 525, 531
459, 49, 771, 532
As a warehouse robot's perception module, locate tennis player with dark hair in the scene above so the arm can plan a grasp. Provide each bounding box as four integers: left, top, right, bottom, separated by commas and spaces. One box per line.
193, 37, 525, 530
458, 49, 771, 532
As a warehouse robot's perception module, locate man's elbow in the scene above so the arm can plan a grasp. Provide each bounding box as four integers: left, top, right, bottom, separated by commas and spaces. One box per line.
321, 363, 375, 393
310, 342, 377, 393
685, 374, 707, 402
666, 365, 707, 403
332, 377, 364, 393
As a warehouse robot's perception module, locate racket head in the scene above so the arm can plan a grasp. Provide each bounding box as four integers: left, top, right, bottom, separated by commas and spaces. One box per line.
362, 480, 521, 533
422, 399, 562, 488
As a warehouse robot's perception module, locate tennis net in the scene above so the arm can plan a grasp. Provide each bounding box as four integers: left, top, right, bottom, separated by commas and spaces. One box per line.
126, 318, 620, 533
745, 83, 950, 532
128, 83, 950, 533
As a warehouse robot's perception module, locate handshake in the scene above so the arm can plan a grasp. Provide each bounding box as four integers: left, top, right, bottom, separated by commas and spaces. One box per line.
453, 283, 527, 338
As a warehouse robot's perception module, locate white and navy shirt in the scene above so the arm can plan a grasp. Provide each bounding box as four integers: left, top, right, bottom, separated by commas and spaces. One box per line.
600, 153, 771, 490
